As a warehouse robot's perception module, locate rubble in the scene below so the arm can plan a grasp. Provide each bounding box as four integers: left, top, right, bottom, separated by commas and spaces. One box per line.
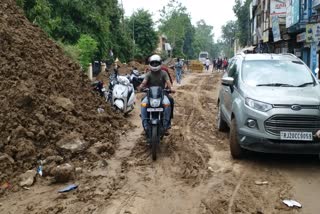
19, 170, 37, 187
0, 0, 126, 184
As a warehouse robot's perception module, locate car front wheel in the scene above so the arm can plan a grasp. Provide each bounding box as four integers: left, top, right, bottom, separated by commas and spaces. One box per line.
229, 118, 245, 159
216, 103, 228, 132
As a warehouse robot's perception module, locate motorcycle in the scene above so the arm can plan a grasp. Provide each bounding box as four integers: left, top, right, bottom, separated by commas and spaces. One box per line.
142, 87, 172, 160
91, 80, 107, 99
109, 74, 136, 114
129, 69, 145, 90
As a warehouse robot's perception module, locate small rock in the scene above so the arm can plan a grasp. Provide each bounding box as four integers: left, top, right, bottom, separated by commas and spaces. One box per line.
208, 166, 214, 172
56, 132, 89, 154
255, 181, 269, 185
51, 96, 75, 111
44, 155, 64, 165
35, 113, 45, 124
51, 163, 75, 183
19, 170, 37, 187
0, 153, 15, 164
120, 174, 125, 180
26, 131, 34, 138
75, 167, 83, 173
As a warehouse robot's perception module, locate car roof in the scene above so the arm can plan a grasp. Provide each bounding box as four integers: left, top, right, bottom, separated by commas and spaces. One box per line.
237, 53, 299, 61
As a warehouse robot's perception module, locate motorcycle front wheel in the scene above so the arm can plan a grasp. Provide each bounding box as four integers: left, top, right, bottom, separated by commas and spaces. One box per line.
151, 125, 159, 161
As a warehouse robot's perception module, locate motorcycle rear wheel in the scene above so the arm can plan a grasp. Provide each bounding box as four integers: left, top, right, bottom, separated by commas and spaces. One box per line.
151, 125, 159, 161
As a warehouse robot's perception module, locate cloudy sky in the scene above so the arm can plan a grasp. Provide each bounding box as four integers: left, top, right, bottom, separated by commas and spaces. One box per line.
121, 0, 237, 40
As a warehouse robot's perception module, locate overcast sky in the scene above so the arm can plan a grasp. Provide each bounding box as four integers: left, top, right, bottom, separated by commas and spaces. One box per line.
121, 0, 237, 40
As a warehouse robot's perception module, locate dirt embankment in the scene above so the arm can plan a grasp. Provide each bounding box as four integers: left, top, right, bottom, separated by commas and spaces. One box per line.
0, 0, 127, 191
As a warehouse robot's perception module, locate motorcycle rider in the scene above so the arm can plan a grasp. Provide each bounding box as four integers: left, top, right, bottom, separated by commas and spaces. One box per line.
138, 54, 175, 134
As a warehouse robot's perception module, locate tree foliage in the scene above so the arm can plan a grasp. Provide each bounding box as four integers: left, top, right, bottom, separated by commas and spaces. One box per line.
76, 35, 98, 70
158, 0, 194, 58
233, 0, 252, 47
221, 20, 237, 57
16, 0, 133, 63
193, 20, 215, 57
127, 9, 158, 60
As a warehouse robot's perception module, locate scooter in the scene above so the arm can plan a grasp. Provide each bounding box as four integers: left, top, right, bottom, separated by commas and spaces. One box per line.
142, 87, 172, 160
111, 75, 136, 114
129, 69, 145, 90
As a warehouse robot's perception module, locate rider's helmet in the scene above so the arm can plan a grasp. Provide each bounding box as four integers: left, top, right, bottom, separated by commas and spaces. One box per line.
149, 54, 162, 72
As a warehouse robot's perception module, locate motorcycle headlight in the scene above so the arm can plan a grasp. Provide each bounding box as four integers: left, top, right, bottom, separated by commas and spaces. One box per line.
150, 98, 161, 108
245, 98, 272, 112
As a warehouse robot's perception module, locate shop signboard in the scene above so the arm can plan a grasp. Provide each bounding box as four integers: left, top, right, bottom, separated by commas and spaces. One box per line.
297, 32, 306, 42
272, 16, 282, 42
270, 0, 286, 17
306, 23, 320, 43
313, 0, 320, 9
286, 0, 300, 28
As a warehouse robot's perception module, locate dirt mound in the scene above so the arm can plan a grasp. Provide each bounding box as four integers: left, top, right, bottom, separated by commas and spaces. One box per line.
0, 0, 126, 187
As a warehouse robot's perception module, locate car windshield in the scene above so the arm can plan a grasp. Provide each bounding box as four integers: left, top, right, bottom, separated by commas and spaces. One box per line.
200, 53, 208, 58
242, 60, 316, 87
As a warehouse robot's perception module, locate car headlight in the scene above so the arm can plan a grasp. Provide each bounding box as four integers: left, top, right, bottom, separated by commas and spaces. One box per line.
150, 98, 161, 107
245, 98, 272, 112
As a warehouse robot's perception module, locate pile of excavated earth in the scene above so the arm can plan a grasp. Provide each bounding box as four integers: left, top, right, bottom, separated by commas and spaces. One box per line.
0, 0, 127, 193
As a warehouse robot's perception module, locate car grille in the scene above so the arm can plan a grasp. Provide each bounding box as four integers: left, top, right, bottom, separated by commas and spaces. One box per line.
265, 115, 320, 136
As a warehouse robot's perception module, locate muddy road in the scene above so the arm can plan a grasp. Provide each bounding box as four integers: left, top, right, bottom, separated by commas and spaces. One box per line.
1, 71, 320, 214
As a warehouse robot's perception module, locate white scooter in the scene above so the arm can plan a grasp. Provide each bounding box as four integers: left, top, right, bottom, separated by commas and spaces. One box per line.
111, 75, 135, 114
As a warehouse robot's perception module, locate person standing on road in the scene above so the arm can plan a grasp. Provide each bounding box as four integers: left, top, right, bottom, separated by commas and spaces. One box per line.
175, 58, 183, 85
205, 57, 210, 71
223, 57, 228, 72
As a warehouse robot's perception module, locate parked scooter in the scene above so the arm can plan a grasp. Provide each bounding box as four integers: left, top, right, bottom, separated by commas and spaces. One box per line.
129, 68, 145, 90
106, 70, 135, 114
91, 80, 107, 98
142, 87, 172, 160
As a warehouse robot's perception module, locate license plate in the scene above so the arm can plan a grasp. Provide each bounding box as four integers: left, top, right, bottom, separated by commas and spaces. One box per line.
280, 131, 313, 141
147, 108, 163, 112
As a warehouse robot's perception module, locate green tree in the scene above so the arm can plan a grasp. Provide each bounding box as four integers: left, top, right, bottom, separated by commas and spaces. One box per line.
158, 0, 194, 58
193, 20, 215, 58
221, 20, 237, 57
76, 34, 98, 70
233, 0, 252, 47
127, 9, 158, 60
17, 0, 133, 62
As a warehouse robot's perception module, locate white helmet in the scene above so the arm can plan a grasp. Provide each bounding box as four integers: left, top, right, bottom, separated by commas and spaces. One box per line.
149, 54, 162, 72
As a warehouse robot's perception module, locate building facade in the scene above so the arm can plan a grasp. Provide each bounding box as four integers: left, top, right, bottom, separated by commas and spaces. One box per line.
250, 0, 320, 75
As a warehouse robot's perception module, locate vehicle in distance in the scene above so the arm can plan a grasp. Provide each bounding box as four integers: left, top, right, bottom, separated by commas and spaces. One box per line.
199, 51, 209, 65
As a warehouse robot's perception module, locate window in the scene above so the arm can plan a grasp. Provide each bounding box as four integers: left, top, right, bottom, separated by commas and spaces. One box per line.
241, 60, 315, 87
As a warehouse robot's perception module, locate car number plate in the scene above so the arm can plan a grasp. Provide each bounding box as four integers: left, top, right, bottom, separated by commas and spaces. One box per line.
147, 108, 163, 112
280, 131, 313, 141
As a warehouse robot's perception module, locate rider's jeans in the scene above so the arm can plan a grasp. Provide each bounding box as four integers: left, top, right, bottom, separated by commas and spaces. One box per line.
176, 69, 182, 84
141, 95, 171, 130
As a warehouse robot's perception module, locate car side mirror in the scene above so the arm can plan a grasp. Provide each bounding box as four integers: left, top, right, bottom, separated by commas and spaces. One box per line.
222, 77, 234, 86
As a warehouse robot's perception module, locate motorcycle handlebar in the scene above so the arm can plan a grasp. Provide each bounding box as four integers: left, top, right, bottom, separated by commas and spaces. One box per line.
141, 88, 172, 93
